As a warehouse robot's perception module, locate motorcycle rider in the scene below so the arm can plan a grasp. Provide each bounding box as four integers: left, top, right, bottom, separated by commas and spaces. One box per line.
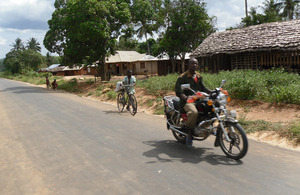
175, 58, 211, 146
122, 70, 136, 111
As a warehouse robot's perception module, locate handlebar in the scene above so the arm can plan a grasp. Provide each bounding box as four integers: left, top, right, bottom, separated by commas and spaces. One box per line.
122, 84, 135, 87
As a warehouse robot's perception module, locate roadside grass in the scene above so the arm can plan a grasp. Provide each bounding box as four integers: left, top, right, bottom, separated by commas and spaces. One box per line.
1, 69, 300, 144
239, 116, 300, 145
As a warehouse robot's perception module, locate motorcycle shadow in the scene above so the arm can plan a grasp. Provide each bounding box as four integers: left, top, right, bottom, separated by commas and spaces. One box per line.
143, 140, 243, 166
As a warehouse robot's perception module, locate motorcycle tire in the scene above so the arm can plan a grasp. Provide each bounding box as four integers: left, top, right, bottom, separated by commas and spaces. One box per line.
172, 131, 186, 144
218, 122, 248, 160
117, 93, 125, 112
128, 94, 137, 116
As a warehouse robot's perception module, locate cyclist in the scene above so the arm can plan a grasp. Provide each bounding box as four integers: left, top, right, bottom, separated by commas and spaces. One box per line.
122, 70, 136, 111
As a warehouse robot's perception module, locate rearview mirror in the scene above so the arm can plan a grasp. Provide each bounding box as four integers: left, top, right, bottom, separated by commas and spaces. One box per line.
220, 80, 226, 88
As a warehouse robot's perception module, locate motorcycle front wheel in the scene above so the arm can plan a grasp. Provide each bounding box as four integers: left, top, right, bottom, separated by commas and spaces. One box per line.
218, 122, 248, 160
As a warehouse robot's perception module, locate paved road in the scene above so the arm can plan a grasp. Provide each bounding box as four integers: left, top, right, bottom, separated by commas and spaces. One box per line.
0, 78, 300, 195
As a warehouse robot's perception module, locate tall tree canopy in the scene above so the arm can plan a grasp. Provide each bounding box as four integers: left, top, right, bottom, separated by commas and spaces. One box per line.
3, 50, 45, 74
26, 38, 42, 52
275, 0, 300, 20
11, 38, 25, 52
44, 0, 132, 80
159, 0, 215, 73
4, 38, 45, 74
240, 0, 299, 28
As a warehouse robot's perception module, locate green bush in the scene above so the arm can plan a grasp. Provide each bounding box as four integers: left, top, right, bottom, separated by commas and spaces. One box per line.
289, 122, 300, 143
137, 73, 178, 95
58, 79, 79, 92
106, 91, 117, 99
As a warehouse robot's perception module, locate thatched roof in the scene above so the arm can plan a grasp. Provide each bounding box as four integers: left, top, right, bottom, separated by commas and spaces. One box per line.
191, 19, 300, 57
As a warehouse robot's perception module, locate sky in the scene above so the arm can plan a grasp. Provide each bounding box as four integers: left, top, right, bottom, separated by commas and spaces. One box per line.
0, 0, 265, 59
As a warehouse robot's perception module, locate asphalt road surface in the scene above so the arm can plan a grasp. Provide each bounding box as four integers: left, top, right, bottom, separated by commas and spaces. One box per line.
1, 78, 300, 195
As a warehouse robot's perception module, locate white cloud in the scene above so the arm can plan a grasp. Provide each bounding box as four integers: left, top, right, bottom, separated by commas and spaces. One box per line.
206, 0, 265, 31
0, 0, 53, 58
0, 37, 6, 45
0, 0, 54, 30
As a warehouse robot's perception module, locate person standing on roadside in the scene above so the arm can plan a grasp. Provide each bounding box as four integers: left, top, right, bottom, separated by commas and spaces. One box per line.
46, 77, 50, 89
51, 79, 58, 90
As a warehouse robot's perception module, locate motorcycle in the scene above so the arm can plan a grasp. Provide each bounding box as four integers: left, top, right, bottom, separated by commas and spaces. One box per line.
163, 80, 248, 160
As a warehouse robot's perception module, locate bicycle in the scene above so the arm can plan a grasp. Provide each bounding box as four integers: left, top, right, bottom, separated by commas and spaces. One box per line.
117, 84, 137, 116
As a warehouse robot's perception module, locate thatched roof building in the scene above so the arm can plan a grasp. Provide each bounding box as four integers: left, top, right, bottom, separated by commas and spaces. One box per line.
191, 19, 300, 73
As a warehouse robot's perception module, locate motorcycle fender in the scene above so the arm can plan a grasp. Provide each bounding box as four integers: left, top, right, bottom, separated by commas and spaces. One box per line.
224, 118, 238, 124
214, 120, 240, 147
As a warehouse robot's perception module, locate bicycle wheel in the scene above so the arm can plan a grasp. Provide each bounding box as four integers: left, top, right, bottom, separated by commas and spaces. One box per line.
117, 93, 125, 112
128, 94, 137, 116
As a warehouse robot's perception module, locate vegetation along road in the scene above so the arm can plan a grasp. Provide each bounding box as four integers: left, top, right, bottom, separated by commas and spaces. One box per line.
1, 78, 300, 195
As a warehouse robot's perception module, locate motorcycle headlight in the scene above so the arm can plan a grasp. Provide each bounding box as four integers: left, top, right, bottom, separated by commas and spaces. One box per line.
217, 93, 228, 106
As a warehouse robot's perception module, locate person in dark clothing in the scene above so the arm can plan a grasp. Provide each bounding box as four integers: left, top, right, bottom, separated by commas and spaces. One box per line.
46, 77, 50, 89
51, 79, 58, 90
175, 58, 211, 146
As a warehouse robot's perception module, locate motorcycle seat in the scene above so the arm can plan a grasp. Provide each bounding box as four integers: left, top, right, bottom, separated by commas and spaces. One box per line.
172, 98, 181, 110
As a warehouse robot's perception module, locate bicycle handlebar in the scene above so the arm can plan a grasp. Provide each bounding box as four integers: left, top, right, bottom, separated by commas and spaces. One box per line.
122, 84, 135, 87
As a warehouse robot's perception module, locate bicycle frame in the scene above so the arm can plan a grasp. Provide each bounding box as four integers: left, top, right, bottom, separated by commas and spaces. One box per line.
117, 84, 137, 115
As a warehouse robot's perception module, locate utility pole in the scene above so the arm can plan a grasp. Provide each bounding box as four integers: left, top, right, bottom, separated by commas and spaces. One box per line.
245, 0, 248, 17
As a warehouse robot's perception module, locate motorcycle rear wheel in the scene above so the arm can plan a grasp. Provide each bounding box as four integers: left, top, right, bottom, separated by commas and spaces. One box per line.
218, 122, 248, 160
172, 131, 186, 144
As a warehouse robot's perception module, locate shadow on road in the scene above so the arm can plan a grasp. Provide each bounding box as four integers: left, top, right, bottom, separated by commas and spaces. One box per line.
143, 140, 243, 166
0, 86, 55, 94
104, 110, 132, 115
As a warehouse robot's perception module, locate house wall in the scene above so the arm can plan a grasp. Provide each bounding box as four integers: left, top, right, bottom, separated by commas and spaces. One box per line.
231, 51, 300, 73
73, 69, 87, 75
86, 67, 98, 75
134, 61, 158, 75
199, 51, 300, 73
57, 71, 65, 76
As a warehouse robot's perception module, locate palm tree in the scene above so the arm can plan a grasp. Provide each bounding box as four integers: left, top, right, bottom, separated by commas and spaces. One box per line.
26, 37, 41, 52
275, 0, 300, 20
260, 0, 282, 22
11, 38, 24, 52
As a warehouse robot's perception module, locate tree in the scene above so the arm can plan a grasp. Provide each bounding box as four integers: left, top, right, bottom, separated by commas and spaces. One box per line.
44, 0, 132, 81
11, 38, 25, 52
116, 37, 139, 51
131, 0, 163, 55
275, 0, 300, 20
3, 51, 22, 74
45, 52, 61, 66
3, 50, 45, 74
26, 38, 41, 52
159, 0, 214, 73
240, 7, 267, 27
260, 0, 282, 22
19, 50, 45, 71
138, 38, 160, 56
